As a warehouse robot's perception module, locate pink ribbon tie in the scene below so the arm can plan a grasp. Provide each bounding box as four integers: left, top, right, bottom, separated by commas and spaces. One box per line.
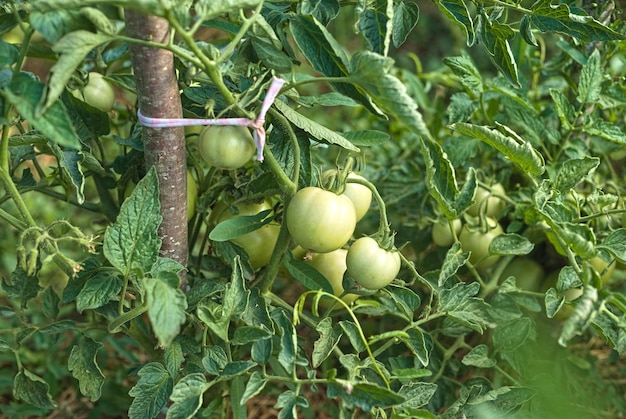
137, 77, 286, 162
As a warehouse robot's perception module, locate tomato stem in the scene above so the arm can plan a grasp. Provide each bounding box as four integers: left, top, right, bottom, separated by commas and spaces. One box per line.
346, 176, 393, 248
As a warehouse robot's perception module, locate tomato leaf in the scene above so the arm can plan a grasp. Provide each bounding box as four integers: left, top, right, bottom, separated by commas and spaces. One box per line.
128, 363, 173, 419
201, 346, 228, 375
232, 326, 272, 346
339, 320, 367, 353
544, 287, 564, 319
312, 317, 342, 368
195, 0, 262, 20
0, 40, 19, 68
392, 1, 419, 48
145, 271, 187, 348
5, 73, 81, 149
439, 242, 470, 286
2, 267, 41, 309
488, 234, 534, 256
75, 269, 123, 313
558, 286, 599, 347
400, 329, 430, 367
432, 0, 475, 46
327, 381, 406, 411
299, 0, 339, 25
553, 156, 600, 192
357, 2, 390, 55
208, 210, 273, 242
450, 122, 545, 177
583, 119, 626, 144
462, 344, 496, 368
103, 166, 162, 277
443, 55, 483, 97
492, 317, 533, 352
597, 229, 626, 264
240, 372, 268, 406
282, 252, 334, 294
342, 129, 390, 146
13, 368, 57, 409
167, 373, 210, 419
397, 382, 438, 409
164, 341, 184, 379
68, 336, 105, 401
477, 17, 520, 87
273, 309, 299, 372
577, 49, 602, 104
527, 0, 625, 42
273, 99, 359, 152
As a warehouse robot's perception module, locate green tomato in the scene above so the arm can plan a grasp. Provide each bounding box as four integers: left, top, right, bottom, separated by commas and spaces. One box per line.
186, 170, 198, 221
346, 237, 401, 290
467, 183, 506, 217
73, 72, 116, 112
501, 257, 545, 291
305, 249, 358, 306
286, 187, 356, 253
198, 125, 255, 170
589, 254, 615, 285
458, 218, 503, 269
322, 170, 372, 221
432, 219, 462, 247
213, 199, 279, 269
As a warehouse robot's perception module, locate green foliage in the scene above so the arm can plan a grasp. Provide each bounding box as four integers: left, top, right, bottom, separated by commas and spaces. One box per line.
1, 0, 626, 417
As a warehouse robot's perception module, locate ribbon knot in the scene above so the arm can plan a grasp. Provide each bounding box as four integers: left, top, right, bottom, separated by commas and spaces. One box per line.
137, 77, 286, 163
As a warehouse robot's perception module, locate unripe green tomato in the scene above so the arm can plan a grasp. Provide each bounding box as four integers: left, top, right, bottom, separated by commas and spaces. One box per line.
213, 199, 279, 269
432, 219, 462, 247
186, 170, 198, 221
321, 170, 372, 221
197, 125, 255, 170
346, 237, 401, 290
467, 183, 506, 217
458, 218, 503, 269
73, 72, 116, 112
501, 257, 545, 291
286, 187, 357, 253
589, 255, 615, 285
305, 249, 358, 306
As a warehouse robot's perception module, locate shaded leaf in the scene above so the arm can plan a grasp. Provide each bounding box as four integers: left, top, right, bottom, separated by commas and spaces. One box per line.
312, 317, 342, 368
166, 373, 209, 419
68, 336, 104, 401
209, 210, 273, 242
13, 369, 57, 409
392, 1, 419, 48
240, 371, 268, 405
462, 344, 496, 367
146, 271, 187, 348
433, 0, 474, 46
75, 269, 123, 312
577, 49, 602, 104
439, 242, 470, 286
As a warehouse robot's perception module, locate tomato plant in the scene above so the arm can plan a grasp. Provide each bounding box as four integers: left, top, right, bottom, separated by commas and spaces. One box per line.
2, 0, 626, 418
72, 72, 116, 112
197, 125, 255, 170
286, 187, 356, 253
346, 237, 401, 290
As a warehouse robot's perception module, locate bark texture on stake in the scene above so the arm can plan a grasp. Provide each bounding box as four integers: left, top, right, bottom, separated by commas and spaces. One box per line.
125, 10, 188, 287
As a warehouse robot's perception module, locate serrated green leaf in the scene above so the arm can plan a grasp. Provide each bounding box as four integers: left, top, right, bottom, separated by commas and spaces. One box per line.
240, 371, 268, 405
553, 156, 599, 192
166, 373, 209, 419
39, 320, 76, 334
251, 338, 273, 365
555, 222, 596, 259
104, 166, 162, 276
447, 92, 478, 123
419, 137, 459, 218
300, 0, 339, 25
598, 229, 626, 264
433, 0, 474, 46
250, 37, 293, 73
202, 346, 229, 375
398, 382, 438, 409
583, 119, 626, 144
519, 15, 538, 46
128, 362, 174, 419
4, 72, 81, 149
577, 49, 602, 104
164, 341, 184, 379
401, 329, 430, 366
68, 336, 104, 401
462, 344, 496, 367
347, 51, 432, 139
146, 271, 187, 348
75, 269, 123, 312
443, 55, 483, 97
357, 2, 388, 55
273, 99, 359, 152
2, 267, 41, 309
439, 242, 470, 286
339, 320, 366, 353
51, 144, 85, 204
13, 368, 57, 409
439, 282, 494, 333
558, 286, 598, 346
289, 14, 382, 117
544, 287, 564, 318
42, 31, 112, 113
528, 0, 625, 42
296, 91, 359, 107
488, 234, 534, 256
327, 381, 405, 411
221, 361, 257, 379
550, 88, 575, 128
477, 17, 520, 87
341, 129, 389, 146
450, 122, 545, 177
283, 252, 334, 294
492, 318, 533, 352
386, 286, 421, 321
209, 210, 273, 242
273, 309, 298, 372
312, 317, 342, 368
392, 1, 419, 48
232, 326, 272, 346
